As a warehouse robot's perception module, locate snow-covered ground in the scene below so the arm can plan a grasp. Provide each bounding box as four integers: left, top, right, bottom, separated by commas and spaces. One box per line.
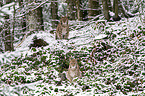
0, 15, 145, 95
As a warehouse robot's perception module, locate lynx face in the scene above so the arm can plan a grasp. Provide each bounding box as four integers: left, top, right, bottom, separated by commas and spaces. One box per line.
60, 17, 68, 27
56, 16, 69, 39
69, 59, 77, 70
66, 58, 82, 82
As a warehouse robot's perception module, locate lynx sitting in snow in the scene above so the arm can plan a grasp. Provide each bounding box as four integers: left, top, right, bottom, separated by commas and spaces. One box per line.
66, 58, 82, 82
56, 16, 69, 39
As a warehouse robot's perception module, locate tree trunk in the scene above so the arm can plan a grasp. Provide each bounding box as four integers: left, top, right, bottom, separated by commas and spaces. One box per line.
113, 0, 121, 21
76, 0, 83, 21
0, 1, 3, 7
118, 0, 134, 18
113, 0, 118, 18
67, 0, 77, 20
102, 0, 110, 21
107, 0, 112, 11
0, 27, 3, 52
26, 0, 44, 35
88, 0, 101, 20
3, 15, 14, 51
18, 0, 26, 32
1, 0, 14, 51
12, 1, 16, 50
0, 1, 3, 52
50, 0, 58, 29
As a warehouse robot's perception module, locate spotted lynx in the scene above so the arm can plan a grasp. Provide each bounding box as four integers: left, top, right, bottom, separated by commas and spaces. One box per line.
56, 16, 69, 39
66, 58, 82, 82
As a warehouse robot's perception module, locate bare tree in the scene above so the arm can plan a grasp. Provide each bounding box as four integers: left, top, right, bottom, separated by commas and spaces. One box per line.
102, 0, 110, 21
100, 0, 134, 21
26, 0, 44, 35
3, 15, 14, 51
0, 1, 3, 7
18, 0, 26, 32
0, 0, 14, 51
118, 0, 134, 18
76, 0, 83, 21
113, 0, 121, 21
88, 0, 101, 20
0, 1, 3, 52
112, 0, 134, 21
107, 0, 113, 11
67, 0, 86, 21
50, 0, 58, 29
67, 0, 77, 20
0, 27, 3, 52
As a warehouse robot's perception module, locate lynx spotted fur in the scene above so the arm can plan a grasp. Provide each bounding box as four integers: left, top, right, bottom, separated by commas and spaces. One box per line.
56, 16, 69, 39
66, 58, 82, 82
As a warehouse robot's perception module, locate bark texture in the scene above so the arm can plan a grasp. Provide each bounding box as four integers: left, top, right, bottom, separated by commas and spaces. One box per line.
113, 0, 121, 21
102, 0, 110, 21
88, 0, 101, 20
67, 0, 77, 20
51, 0, 58, 28
3, 15, 14, 51
26, 0, 44, 35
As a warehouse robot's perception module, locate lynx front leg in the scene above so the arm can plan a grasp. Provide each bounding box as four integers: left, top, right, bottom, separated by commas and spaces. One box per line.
55, 32, 58, 39
76, 64, 82, 78
66, 71, 73, 82
56, 31, 62, 39
64, 31, 69, 39
64, 34, 68, 39
78, 71, 82, 78
59, 32, 63, 39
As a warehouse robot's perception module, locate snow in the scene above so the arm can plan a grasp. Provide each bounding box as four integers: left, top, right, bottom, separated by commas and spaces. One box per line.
0, 2, 19, 16
0, 5, 145, 96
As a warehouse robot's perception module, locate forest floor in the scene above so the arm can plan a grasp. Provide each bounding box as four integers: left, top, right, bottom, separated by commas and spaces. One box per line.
0, 15, 145, 96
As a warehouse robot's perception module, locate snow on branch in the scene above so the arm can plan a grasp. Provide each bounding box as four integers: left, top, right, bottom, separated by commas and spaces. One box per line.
0, 2, 17, 16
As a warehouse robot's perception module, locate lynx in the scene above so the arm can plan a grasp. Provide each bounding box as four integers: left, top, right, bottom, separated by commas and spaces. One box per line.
66, 58, 82, 82
56, 16, 69, 39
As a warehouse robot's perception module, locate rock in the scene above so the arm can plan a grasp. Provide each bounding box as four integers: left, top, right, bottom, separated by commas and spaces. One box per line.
29, 36, 48, 49
113, 15, 121, 21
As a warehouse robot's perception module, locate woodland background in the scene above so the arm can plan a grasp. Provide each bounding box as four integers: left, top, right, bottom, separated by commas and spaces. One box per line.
0, 0, 145, 95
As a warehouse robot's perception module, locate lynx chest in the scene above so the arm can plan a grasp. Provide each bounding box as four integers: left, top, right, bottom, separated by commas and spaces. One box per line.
62, 27, 67, 35
70, 70, 77, 77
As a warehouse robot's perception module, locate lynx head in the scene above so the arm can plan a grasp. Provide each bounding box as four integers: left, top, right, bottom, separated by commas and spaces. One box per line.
60, 16, 68, 27
69, 58, 77, 70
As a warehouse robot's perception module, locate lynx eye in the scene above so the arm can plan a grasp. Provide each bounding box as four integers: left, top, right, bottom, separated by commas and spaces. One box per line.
71, 64, 76, 68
